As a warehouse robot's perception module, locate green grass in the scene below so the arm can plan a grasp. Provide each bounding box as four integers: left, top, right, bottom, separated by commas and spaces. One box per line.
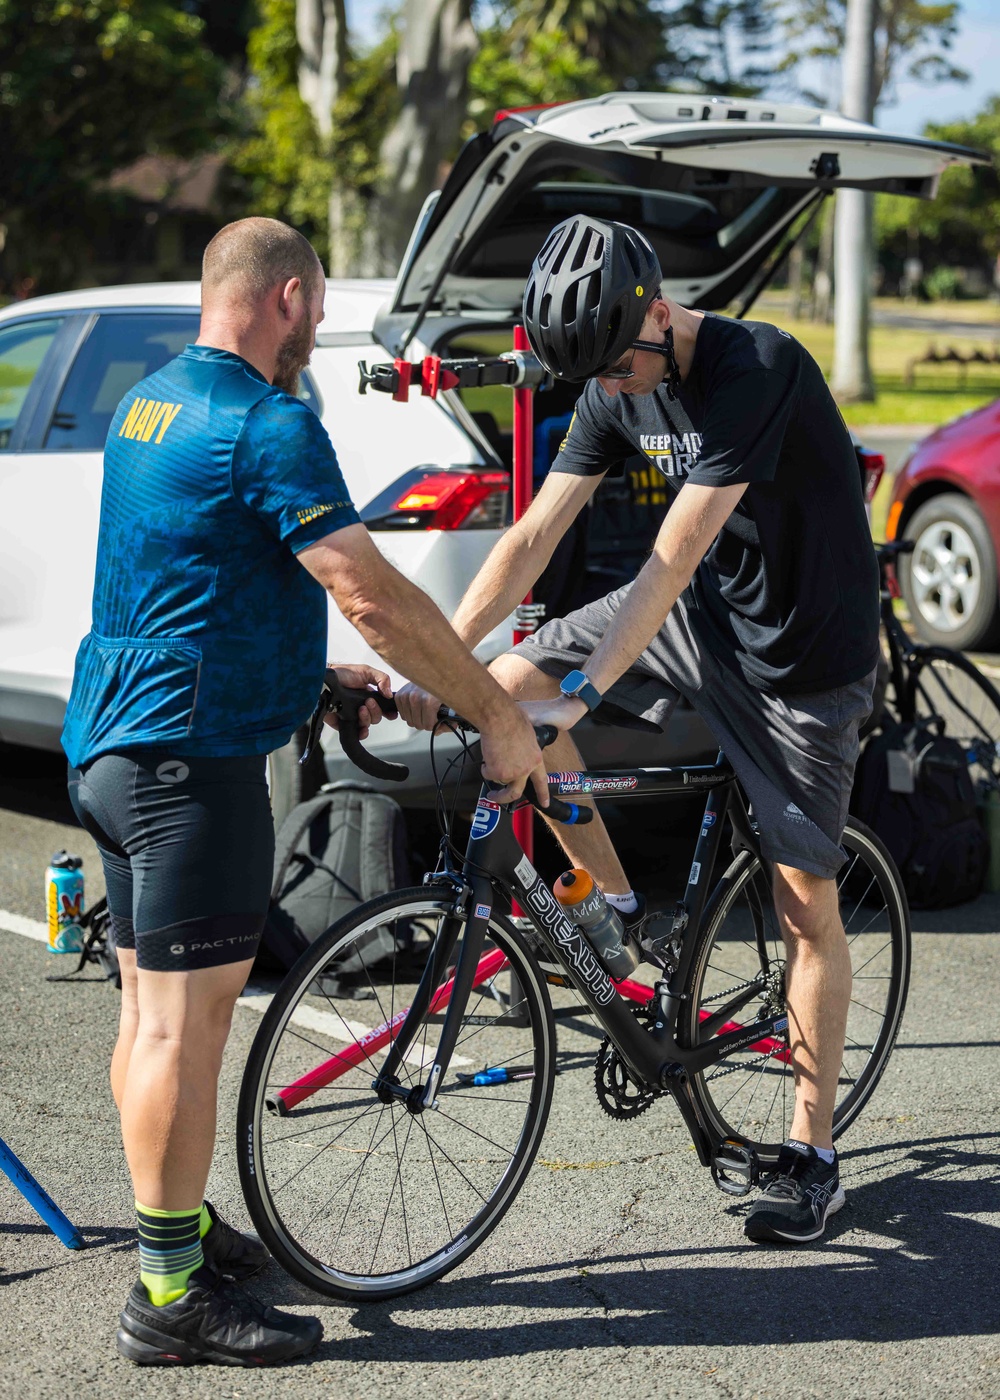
456, 308, 1000, 431
760, 307, 1000, 428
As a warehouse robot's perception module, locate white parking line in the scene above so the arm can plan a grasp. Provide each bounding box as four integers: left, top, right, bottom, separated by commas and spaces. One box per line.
0, 915, 470, 1071
0, 910, 49, 944
238, 987, 471, 1068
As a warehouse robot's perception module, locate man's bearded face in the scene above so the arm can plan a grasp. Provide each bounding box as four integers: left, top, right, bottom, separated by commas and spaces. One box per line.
272, 311, 315, 395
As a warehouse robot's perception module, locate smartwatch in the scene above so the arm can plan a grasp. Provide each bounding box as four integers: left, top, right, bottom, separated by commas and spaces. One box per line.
560, 669, 603, 713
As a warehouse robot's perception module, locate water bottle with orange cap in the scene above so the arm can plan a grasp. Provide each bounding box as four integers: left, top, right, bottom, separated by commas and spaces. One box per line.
552, 869, 639, 979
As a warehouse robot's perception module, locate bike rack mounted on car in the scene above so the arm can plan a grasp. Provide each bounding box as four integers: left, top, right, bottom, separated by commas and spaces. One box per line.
357, 330, 548, 869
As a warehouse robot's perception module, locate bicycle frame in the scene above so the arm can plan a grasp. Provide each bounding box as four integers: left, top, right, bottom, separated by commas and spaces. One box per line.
275, 752, 791, 1167
880, 561, 919, 721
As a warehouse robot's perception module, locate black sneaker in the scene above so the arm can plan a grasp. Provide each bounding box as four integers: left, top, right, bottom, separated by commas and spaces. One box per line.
744, 1141, 845, 1244
116, 1265, 322, 1367
201, 1201, 270, 1281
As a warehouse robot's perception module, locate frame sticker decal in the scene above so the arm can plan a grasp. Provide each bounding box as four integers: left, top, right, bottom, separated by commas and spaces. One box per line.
550, 771, 639, 797
514, 855, 615, 1006
470, 799, 501, 840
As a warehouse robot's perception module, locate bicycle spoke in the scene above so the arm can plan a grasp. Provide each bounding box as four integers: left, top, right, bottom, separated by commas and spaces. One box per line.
419, 1120, 490, 1203
687, 827, 908, 1162
243, 898, 552, 1293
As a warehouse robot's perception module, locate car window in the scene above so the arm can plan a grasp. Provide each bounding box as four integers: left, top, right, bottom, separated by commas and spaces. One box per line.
44, 312, 200, 451
44, 311, 322, 450
0, 317, 63, 450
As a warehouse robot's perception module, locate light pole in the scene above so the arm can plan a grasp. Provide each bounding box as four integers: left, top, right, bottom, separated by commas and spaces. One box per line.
831, 0, 877, 403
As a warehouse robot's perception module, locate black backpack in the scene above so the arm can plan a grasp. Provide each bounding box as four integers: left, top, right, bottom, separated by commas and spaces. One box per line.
257, 781, 411, 976
850, 720, 987, 909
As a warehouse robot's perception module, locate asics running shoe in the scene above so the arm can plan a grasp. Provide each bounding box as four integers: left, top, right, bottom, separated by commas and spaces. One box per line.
744, 1141, 845, 1244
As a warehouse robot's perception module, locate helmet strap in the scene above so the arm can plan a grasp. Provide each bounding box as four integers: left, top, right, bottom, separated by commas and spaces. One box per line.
631, 326, 682, 400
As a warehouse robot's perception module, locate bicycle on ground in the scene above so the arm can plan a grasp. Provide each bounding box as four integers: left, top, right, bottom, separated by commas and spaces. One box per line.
873, 539, 1000, 793
237, 675, 911, 1301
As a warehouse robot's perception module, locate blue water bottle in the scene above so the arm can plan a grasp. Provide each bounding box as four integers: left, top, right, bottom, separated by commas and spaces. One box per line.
45, 851, 85, 955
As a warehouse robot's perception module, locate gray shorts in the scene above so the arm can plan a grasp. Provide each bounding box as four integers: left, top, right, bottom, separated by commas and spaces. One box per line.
509, 586, 876, 880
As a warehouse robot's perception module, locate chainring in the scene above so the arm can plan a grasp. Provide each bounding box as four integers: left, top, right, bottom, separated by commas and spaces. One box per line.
594, 1003, 660, 1121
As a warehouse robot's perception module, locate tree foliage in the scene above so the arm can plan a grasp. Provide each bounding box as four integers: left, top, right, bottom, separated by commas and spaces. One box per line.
772, 0, 968, 109
504, 0, 668, 89
228, 0, 331, 254
466, 26, 614, 128
876, 95, 1000, 268
0, 0, 225, 284
657, 1, 779, 97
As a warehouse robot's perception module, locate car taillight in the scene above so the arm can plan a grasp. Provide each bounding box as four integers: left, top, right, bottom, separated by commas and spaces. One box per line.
858, 449, 885, 504
493, 101, 568, 124
361, 467, 511, 531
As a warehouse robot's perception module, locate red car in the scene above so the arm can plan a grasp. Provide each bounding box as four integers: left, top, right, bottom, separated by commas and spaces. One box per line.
886, 399, 1000, 651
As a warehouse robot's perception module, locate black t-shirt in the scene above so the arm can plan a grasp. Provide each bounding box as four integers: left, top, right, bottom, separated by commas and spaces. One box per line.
552, 313, 880, 695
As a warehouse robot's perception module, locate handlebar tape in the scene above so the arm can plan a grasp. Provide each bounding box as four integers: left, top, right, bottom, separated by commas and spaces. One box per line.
321, 673, 409, 783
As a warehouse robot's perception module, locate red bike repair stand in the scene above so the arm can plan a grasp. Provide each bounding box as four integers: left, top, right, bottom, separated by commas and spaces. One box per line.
358, 330, 548, 905
510, 324, 541, 879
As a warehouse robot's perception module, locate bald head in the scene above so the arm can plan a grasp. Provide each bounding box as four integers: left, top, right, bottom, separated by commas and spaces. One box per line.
202, 217, 323, 305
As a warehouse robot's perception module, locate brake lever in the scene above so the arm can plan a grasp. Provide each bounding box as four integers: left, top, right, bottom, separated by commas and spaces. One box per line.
300, 686, 333, 765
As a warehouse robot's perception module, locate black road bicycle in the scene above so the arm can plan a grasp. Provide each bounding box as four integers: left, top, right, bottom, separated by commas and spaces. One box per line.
237, 678, 911, 1302
874, 539, 1000, 793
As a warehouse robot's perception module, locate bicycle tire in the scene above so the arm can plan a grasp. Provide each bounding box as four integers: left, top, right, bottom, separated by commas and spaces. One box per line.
237, 888, 556, 1302
904, 645, 1000, 794
684, 818, 910, 1168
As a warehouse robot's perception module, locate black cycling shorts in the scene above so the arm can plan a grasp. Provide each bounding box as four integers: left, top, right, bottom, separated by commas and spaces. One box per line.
67, 751, 273, 972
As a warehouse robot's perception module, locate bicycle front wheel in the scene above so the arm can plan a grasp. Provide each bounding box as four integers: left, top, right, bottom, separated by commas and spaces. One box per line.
237, 889, 556, 1301
906, 646, 1000, 793
685, 819, 910, 1168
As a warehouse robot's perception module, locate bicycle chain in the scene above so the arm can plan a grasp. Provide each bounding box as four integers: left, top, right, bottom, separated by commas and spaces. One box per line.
705, 1043, 784, 1081
699, 975, 763, 1007
594, 1003, 661, 1120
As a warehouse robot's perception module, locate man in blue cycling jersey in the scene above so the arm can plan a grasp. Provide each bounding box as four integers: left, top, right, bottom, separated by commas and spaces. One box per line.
63, 217, 546, 1367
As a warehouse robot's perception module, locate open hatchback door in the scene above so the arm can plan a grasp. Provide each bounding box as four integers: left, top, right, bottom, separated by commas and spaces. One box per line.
375, 92, 989, 354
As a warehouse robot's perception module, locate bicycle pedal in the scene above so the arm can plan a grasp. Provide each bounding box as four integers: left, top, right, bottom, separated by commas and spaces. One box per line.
711, 1139, 759, 1197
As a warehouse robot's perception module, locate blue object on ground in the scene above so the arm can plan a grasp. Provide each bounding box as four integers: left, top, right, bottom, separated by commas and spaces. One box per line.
473, 1068, 511, 1086
0, 1136, 85, 1250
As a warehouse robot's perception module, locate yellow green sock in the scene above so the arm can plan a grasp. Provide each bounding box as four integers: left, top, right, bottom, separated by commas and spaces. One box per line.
136, 1202, 204, 1307
199, 1203, 212, 1239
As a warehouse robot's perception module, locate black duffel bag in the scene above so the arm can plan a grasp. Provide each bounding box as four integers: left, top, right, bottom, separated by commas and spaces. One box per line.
850, 720, 987, 909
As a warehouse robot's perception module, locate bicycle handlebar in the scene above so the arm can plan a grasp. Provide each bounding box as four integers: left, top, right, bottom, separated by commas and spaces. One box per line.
301, 683, 592, 825
301, 671, 409, 783
437, 707, 593, 827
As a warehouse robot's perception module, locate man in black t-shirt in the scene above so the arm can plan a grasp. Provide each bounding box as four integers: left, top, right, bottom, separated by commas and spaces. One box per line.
397, 216, 880, 1245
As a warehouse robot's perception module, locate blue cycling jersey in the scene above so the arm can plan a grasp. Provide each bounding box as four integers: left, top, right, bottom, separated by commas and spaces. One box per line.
63, 345, 361, 768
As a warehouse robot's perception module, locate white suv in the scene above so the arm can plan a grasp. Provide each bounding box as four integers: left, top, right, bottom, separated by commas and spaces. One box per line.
0, 93, 982, 817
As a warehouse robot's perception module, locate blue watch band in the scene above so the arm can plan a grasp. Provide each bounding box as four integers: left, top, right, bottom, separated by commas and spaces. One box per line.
560, 669, 603, 713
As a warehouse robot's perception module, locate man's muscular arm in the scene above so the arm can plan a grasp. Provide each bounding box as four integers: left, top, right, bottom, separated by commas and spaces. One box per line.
522, 481, 747, 729
298, 524, 546, 803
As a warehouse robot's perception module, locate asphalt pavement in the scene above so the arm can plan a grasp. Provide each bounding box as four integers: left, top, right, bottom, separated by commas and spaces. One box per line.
1, 749, 999, 1399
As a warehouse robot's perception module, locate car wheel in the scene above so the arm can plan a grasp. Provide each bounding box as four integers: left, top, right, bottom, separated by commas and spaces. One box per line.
899, 493, 1000, 651
266, 724, 327, 830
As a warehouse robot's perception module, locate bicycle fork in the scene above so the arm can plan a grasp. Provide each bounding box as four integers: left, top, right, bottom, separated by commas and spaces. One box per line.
373, 875, 494, 1112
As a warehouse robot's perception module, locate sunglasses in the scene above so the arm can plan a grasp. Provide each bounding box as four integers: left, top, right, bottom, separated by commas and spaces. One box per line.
595, 347, 637, 381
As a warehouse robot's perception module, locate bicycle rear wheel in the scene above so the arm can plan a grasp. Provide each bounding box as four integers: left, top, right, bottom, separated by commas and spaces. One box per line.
684, 819, 910, 1168
906, 646, 1000, 794
237, 889, 555, 1301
